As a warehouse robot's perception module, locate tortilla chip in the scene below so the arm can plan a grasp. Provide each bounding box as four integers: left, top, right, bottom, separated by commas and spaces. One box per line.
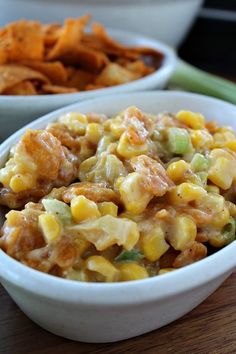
42, 84, 77, 94
47, 15, 90, 60
20, 61, 68, 85
68, 45, 109, 71
43, 23, 61, 47
95, 63, 141, 86
0, 64, 49, 94
4, 80, 37, 95
124, 60, 155, 76
0, 20, 44, 62
66, 68, 95, 90
92, 23, 128, 51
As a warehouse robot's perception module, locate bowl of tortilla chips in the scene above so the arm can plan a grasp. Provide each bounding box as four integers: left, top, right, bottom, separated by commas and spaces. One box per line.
0, 16, 176, 140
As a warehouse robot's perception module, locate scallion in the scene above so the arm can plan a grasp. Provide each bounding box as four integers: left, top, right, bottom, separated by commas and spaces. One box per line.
190, 153, 209, 172
167, 127, 193, 154
170, 59, 236, 104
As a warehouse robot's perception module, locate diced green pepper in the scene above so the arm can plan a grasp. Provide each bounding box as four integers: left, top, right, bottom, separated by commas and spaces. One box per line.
115, 249, 144, 262
190, 153, 209, 172
167, 127, 193, 154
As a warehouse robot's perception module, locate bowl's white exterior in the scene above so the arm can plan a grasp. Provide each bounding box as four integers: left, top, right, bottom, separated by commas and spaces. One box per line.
0, 29, 175, 141
0, 91, 236, 343
0, 0, 203, 47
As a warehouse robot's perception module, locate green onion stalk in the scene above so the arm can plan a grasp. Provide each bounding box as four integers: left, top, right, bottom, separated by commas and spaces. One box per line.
170, 59, 236, 104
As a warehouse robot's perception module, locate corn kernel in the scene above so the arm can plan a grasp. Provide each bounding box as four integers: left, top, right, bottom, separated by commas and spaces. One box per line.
168, 182, 206, 205
190, 130, 214, 149
117, 132, 147, 158
158, 268, 175, 275
0, 166, 14, 186
59, 112, 88, 134
117, 263, 149, 281
140, 227, 169, 262
167, 160, 189, 183
98, 202, 118, 217
71, 195, 101, 223
39, 213, 61, 243
85, 123, 103, 144
208, 157, 233, 189
213, 207, 230, 228
213, 132, 236, 148
176, 111, 205, 129
5, 210, 21, 225
9, 173, 35, 192
169, 215, 197, 251
224, 140, 236, 152
118, 172, 152, 214
67, 269, 89, 282
85, 255, 119, 282
109, 117, 125, 138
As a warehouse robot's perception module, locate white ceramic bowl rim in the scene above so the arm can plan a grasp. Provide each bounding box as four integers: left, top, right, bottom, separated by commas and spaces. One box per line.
0, 28, 175, 102
1, 91, 236, 307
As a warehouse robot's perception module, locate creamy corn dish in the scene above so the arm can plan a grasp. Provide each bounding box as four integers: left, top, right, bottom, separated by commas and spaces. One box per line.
0, 107, 236, 282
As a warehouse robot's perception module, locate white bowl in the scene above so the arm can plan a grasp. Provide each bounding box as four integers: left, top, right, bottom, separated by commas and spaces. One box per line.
0, 29, 176, 141
0, 0, 203, 47
0, 91, 236, 343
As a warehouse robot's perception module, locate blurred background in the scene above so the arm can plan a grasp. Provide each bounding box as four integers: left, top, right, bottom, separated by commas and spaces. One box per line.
180, 0, 236, 79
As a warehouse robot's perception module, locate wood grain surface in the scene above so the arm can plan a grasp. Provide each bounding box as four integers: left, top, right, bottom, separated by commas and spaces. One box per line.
1, 272, 236, 354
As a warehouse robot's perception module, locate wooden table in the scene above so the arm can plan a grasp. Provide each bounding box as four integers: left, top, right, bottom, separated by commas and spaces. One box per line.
1, 271, 236, 354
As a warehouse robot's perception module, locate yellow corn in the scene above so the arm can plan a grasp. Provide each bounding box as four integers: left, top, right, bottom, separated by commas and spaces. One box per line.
85, 123, 103, 144
117, 132, 147, 158
117, 263, 149, 281
140, 226, 170, 262
71, 195, 101, 223
208, 157, 233, 189
168, 182, 206, 205
59, 112, 88, 134
190, 130, 214, 149
118, 172, 152, 214
158, 268, 175, 275
0, 164, 14, 186
213, 131, 236, 148
169, 215, 197, 251
213, 206, 230, 228
176, 110, 205, 129
167, 160, 189, 183
5, 210, 21, 225
9, 173, 35, 192
66, 269, 89, 282
224, 140, 236, 152
85, 255, 119, 282
98, 202, 118, 217
109, 117, 125, 138
38, 213, 61, 243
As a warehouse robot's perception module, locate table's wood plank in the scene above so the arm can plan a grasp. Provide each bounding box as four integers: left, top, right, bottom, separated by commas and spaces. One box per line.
1, 272, 236, 354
